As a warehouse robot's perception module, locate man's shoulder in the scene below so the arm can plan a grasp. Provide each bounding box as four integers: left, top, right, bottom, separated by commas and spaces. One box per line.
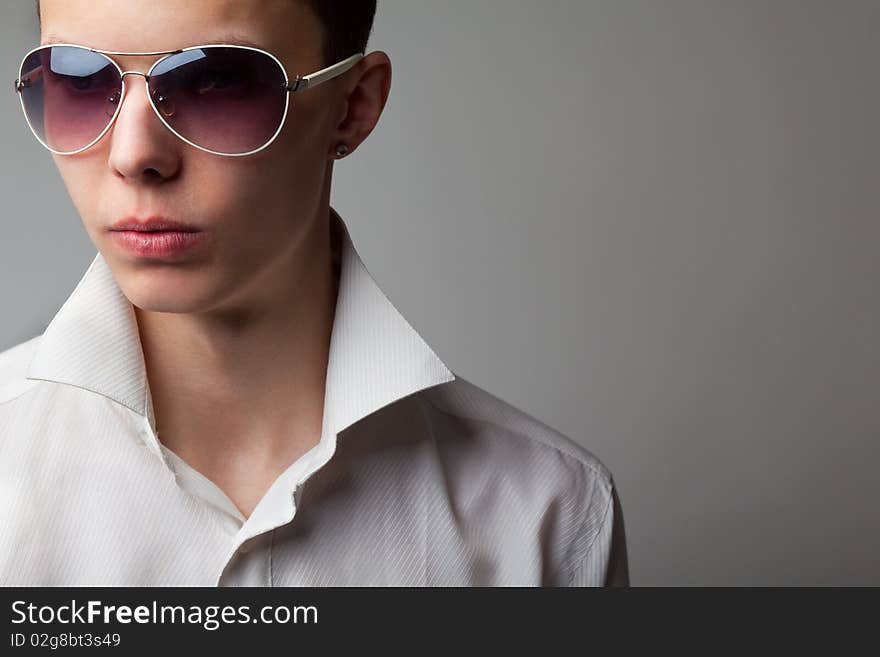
412, 373, 626, 585
416, 373, 615, 490
0, 334, 43, 406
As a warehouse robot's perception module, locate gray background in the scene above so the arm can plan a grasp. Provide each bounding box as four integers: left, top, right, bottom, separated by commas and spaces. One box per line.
1, 1, 877, 585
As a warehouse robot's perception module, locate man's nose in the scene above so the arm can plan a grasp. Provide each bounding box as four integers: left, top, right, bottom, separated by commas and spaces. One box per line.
107, 71, 182, 180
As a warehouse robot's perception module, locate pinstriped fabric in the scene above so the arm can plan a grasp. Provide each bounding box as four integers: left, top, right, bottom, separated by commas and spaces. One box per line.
0, 207, 628, 587
26, 253, 149, 416
0, 386, 232, 584
569, 481, 629, 586
320, 209, 457, 437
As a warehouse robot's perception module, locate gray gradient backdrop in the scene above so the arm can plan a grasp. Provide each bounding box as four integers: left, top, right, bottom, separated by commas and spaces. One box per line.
1, 1, 877, 586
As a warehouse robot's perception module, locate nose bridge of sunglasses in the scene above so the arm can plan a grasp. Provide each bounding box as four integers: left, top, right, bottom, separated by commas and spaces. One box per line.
113, 50, 218, 118
104, 68, 175, 123
85, 49, 165, 108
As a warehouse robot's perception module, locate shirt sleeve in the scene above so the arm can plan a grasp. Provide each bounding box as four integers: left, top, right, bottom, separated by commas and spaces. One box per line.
566, 477, 630, 587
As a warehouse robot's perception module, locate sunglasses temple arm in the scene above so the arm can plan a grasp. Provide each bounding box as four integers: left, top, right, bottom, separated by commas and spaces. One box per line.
288, 53, 364, 93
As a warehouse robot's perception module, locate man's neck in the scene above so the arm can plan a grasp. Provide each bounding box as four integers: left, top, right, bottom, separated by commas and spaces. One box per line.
133, 210, 341, 518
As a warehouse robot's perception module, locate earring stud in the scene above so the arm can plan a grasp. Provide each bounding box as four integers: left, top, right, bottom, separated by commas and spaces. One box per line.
335, 143, 350, 158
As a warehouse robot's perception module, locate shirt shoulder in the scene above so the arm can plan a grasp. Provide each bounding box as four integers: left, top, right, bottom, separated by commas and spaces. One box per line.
414, 373, 626, 585
0, 334, 43, 406
418, 373, 614, 486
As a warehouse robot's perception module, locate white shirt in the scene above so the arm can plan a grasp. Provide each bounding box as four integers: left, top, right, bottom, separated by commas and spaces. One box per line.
0, 207, 629, 586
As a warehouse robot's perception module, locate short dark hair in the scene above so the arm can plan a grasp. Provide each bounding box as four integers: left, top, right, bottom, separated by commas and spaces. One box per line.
305, 0, 378, 67
35, 1, 377, 67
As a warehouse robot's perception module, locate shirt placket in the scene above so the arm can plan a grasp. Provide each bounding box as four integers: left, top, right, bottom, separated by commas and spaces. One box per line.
219, 529, 275, 587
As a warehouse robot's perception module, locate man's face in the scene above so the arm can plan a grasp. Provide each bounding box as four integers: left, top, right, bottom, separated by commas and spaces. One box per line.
39, 0, 342, 314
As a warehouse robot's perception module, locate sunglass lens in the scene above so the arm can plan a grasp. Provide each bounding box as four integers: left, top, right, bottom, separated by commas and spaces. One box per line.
19, 46, 122, 154
148, 46, 288, 155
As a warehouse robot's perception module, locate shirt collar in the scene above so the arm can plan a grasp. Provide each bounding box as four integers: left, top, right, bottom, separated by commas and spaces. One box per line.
26, 207, 456, 441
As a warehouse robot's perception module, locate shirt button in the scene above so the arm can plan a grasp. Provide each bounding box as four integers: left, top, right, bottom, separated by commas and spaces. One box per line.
238, 539, 254, 554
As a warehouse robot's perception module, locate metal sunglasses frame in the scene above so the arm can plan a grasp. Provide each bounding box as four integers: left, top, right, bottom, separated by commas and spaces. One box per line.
14, 42, 364, 157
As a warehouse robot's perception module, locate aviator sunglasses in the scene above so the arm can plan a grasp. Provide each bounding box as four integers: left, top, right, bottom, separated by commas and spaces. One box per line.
14, 42, 363, 157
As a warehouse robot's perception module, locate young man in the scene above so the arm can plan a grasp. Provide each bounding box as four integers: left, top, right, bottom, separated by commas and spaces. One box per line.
0, 0, 629, 586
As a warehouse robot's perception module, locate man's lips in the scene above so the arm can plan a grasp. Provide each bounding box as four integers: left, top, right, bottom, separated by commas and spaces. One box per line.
109, 230, 206, 258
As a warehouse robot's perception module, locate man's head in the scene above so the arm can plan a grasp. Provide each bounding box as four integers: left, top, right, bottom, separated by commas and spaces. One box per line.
33, 0, 389, 319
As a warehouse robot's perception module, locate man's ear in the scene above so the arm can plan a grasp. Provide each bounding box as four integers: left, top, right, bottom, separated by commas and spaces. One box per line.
329, 51, 392, 159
